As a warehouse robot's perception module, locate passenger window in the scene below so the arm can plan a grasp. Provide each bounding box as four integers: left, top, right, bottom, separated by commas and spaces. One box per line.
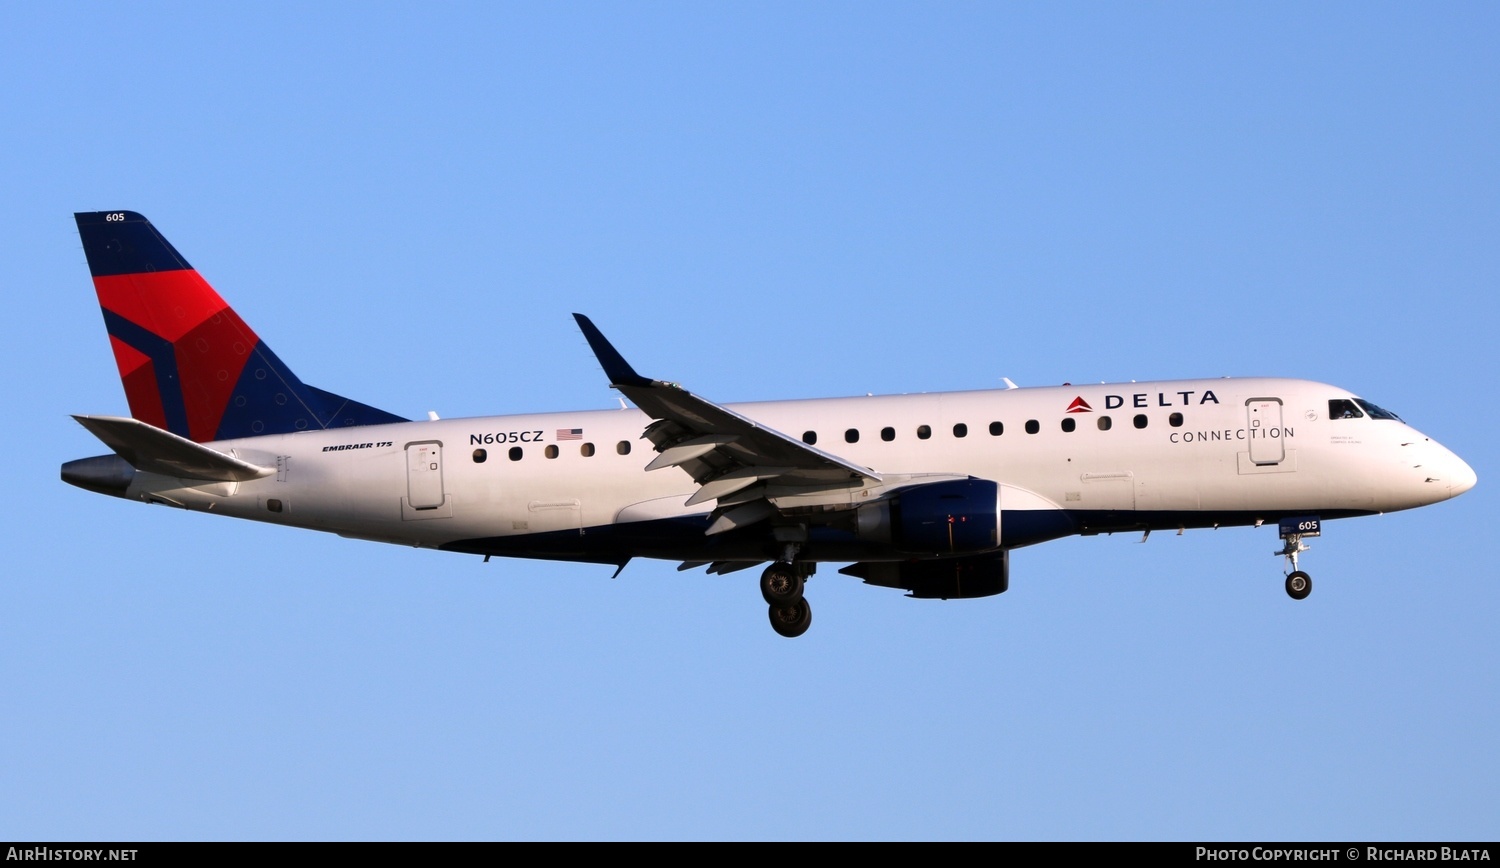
952, 423, 967, 438
1061, 418, 1076, 433
989, 421, 1004, 436
1097, 416, 1112, 431
508, 446, 523, 461
803, 431, 818, 445
917, 425, 932, 440
881, 426, 896, 442
1329, 399, 1364, 420
545, 445, 559, 459
1169, 412, 1183, 427
1133, 415, 1148, 429
616, 441, 631, 455
581, 443, 596, 457
845, 429, 859, 444
472, 448, 488, 463
1025, 420, 1039, 435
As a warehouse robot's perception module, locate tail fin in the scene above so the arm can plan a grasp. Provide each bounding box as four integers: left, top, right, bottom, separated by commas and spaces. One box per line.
75, 211, 407, 442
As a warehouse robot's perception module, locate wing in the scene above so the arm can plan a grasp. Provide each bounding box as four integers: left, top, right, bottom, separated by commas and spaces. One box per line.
574, 314, 881, 534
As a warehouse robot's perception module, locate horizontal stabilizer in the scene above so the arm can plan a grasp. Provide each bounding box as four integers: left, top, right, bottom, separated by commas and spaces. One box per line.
72, 414, 275, 482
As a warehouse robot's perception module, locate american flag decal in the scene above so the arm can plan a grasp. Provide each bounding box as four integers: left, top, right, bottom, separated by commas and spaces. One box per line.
556, 428, 583, 441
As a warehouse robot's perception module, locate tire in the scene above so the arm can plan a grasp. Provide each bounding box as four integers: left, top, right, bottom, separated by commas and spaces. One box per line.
1285, 570, 1312, 600
760, 562, 803, 605
768, 598, 812, 638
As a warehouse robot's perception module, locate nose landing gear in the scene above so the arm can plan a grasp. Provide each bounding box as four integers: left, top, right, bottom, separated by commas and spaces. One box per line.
1275, 516, 1320, 600
1284, 569, 1312, 600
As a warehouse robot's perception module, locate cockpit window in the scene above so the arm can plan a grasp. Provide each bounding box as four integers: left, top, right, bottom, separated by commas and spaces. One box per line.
1355, 398, 1402, 421
1329, 399, 1364, 420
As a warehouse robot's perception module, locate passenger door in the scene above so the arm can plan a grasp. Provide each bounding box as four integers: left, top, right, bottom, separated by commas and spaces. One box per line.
1246, 399, 1284, 465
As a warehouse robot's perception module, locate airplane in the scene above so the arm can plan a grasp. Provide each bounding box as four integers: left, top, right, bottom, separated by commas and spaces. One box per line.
62, 210, 1478, 638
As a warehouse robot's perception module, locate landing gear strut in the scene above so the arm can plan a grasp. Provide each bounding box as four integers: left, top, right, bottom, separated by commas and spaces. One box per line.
1275, 516, 1320, 601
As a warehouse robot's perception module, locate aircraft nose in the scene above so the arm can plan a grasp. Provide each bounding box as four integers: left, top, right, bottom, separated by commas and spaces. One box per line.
1422, 440, 1477, 500
1448, 452, 1477, 498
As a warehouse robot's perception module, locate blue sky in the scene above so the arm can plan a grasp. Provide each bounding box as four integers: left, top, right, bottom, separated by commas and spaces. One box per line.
3, 2, 1497, 841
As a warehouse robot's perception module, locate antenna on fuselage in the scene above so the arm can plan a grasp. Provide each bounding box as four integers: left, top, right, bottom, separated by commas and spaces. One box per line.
1001, 378, 1018, 390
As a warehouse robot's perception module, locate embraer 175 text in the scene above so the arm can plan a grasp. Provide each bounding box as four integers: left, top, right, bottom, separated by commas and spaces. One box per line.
63, 211, 1477, 637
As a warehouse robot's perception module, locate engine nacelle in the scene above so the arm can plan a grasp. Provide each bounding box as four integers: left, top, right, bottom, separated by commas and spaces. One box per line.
840, 552, 1009, 600
857, 478, 1000, 555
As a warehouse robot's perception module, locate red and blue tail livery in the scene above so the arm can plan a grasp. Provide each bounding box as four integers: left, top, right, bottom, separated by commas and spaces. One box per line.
75, 211, 406, 442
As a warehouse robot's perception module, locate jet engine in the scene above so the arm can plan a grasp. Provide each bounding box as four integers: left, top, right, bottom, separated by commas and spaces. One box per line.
856, 477, 1000, 555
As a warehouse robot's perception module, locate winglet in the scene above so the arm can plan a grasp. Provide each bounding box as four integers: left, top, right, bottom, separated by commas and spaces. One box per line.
573, 314, 653, 388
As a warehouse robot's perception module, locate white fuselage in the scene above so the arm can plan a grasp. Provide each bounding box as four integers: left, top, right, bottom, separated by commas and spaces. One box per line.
110, 377, 1474, 566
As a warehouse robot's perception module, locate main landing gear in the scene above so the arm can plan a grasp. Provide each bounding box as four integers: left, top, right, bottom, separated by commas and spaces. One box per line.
761, 549, 815, 638
1275, 516, 1320, 601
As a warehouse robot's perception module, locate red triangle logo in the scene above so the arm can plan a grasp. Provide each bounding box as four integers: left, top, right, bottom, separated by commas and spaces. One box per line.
1066, 396, 1092, 413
